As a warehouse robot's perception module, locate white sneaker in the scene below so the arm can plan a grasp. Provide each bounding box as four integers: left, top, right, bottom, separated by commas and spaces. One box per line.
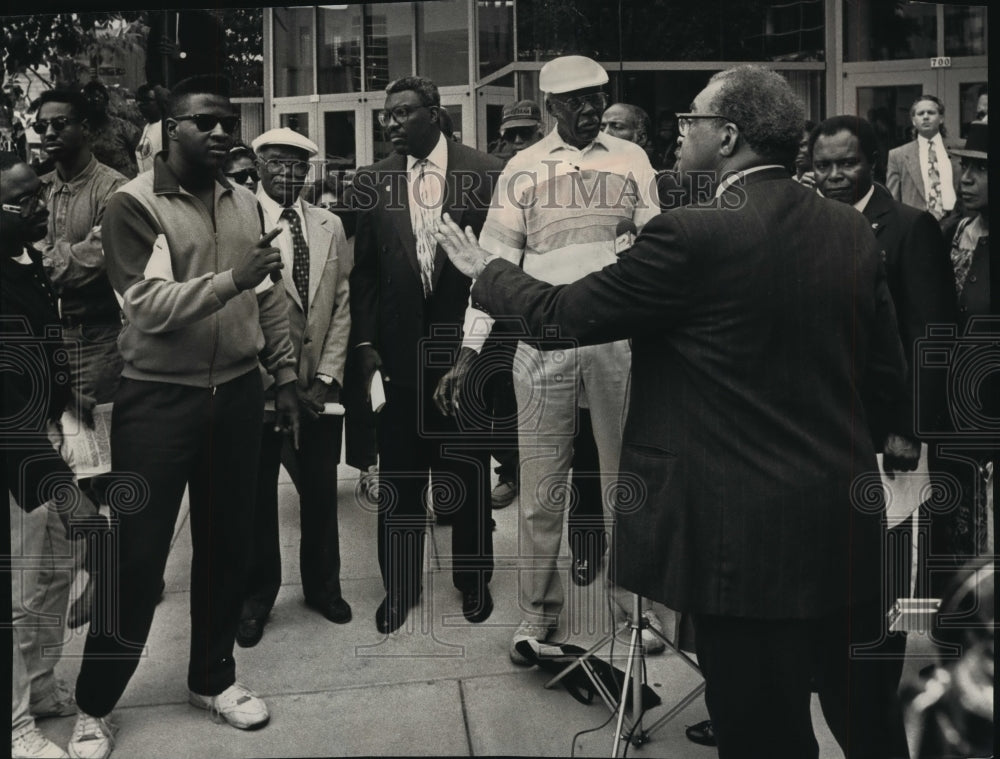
189, 682, 270, 729
12, 728, 69, 759
67, 712, 116, 759
509, 621, 556, 666
31, 679, 77, 719
641, 609, 667, 655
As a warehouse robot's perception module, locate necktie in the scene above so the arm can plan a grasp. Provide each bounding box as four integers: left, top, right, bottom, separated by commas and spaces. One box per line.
281, 207, 310, 312
413, 159, 437, 297
926, 140, 943, 220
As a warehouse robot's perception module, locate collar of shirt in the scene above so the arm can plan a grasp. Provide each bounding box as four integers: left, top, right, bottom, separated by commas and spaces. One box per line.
46, 155, 100, 192
407, 132, 448, 174
257, 190, 308, 244
540, 127, 611, 159
852, 184, 876, 213
13, 251, 33, 265
919, 133, 944, 152
714, 164, 785, 198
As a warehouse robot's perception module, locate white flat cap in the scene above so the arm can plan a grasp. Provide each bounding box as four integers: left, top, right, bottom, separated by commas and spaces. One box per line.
539, 55, 608, 95
251, 127, 319, 157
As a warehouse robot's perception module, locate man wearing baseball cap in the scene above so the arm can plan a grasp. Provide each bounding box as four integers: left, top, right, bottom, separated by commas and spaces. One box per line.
236, 127, 354, 646
491, 100, 544, 161
451, 55, 662, 662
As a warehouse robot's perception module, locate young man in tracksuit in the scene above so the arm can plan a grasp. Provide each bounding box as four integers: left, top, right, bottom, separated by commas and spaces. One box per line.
66, 75, 299, 759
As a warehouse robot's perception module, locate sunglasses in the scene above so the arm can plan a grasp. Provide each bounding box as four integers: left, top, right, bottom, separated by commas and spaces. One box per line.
1, 189, 44, 218
31, 116, 80, 135
225, 168, 259, 184
172, 113, 241, 133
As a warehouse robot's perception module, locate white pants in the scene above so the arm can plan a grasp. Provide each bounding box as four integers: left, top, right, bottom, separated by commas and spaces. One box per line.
10, 497, 75, 736
512, 340, 632, 625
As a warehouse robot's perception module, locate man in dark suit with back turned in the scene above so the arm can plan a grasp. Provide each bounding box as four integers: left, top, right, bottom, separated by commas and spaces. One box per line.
435, 65, 916, 758
349, 76, 503, 634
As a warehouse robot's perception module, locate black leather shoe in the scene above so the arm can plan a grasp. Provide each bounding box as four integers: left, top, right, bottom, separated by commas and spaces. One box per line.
375, 594, 411, 634
306, 596, 353, 624
685, 719, 716, 746
236, 617, 265, 648
461, 586, 493, 623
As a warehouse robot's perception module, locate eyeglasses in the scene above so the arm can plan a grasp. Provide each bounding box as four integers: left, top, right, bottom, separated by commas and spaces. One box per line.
377, 104, 429, 127
676, 113, 738, 136
262, 159, 312, 178
1, 188, 44, 218
172, 114, 241, 133
31, 116, 80, 135
225, 168, 259, 184
549, 92, 608, 113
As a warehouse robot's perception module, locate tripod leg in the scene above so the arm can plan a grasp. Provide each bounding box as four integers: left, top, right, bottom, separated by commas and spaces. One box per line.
612, 623, 642, 757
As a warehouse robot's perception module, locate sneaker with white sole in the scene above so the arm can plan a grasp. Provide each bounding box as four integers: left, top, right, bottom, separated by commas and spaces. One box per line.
641, 609, 667, 655
31, 679, 77, 720
188, 682, 269, 729
509, 621, 556, 666
67, 712, 115, 759
12, 727, 69, 759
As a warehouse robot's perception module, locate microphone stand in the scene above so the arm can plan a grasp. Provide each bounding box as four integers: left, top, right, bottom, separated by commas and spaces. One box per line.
544, 592, 705, 757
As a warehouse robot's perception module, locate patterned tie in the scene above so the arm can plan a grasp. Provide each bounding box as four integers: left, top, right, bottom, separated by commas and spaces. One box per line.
281, 207, 310, 312
926, 140, 944, 220
413, 159, 437, 297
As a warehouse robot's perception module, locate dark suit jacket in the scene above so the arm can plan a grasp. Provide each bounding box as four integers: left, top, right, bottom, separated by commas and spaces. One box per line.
471, 168, 910, 619
349, 140, 503, 388
862, 184, 957, 434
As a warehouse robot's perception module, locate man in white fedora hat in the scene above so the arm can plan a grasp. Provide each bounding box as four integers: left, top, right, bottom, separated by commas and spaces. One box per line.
236, 126, 354, 646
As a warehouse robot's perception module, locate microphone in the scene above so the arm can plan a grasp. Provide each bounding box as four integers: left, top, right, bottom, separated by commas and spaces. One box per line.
614, 218, 637, 257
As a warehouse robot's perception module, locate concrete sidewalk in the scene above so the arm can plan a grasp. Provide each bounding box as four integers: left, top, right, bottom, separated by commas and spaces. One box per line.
36, 463, 921, 758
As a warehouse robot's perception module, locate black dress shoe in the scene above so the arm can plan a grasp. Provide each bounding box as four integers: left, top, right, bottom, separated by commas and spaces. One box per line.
306, 596, 353, 624
236, 617, 265, 648
685, 719, 716, 746
375, 594, 412, 634
461, 586, 493, 623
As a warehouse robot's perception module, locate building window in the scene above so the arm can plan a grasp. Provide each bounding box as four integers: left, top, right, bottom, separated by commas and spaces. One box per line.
843, 0, 936, 62
273, 7, 315, 97
944, 4, 988, 57
479, 1, 514, 78
516, 0, 823, 63
416, 0, 470, 86
318, 5, 363, 94
365, 2, 415, 92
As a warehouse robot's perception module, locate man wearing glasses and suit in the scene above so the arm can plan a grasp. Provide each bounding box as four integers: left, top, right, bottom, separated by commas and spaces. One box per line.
349, 76, 503, 634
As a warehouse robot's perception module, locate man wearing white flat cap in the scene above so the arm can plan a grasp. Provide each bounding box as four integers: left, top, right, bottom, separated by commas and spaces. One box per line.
449, 55, 661, 662
236, 126, 354, 646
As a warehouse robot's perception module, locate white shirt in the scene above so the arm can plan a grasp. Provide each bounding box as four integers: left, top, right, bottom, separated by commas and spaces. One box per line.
256, 190, 310, 292
852, 184, 876, 214
917, 134, 955, 212
463, 128, 660, 351
407, 132, 448, 229
136, 121, 163, 174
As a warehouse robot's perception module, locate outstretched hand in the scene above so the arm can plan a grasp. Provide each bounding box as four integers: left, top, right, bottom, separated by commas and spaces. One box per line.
433, 215, 491, 279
